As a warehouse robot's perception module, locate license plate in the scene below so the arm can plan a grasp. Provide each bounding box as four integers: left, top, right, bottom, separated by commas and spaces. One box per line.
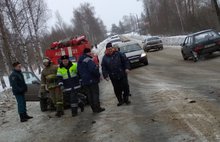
205, 43, 216, 48
130, 59, 139, 63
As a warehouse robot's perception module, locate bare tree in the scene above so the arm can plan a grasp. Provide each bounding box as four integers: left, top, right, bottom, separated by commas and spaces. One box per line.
72, 3, 106, 44
212, 0, 220, 26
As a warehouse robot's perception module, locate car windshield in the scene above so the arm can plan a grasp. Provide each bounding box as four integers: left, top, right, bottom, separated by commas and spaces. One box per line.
194, 31, 219, 44
111, 38, 121, 43
147, 37, 160, 41
119, 43, 142, 53
22, 72, 39, 84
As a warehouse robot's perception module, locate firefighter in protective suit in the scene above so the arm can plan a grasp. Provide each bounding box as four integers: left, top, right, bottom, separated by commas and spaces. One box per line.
40, 57, 64, 117
57, 55, 84, 117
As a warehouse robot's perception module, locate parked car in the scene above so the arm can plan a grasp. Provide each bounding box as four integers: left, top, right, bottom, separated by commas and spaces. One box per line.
143, 36, 163, 52
22, 71, 41, 101
181, 29, 220, 62
114, 41, 148, 66
22, 71, 87, 111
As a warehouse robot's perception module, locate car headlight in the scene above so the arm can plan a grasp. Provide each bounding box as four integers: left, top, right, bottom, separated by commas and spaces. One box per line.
141, 53, 146, 57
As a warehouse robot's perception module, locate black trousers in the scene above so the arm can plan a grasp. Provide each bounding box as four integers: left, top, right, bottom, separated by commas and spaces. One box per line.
83, 83, 100, 109
110, 76, 130, 103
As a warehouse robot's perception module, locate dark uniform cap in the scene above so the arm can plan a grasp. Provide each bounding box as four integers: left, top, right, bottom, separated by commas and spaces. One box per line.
83, 48, 91, 54
106, 42, 113, 49
61, 55, 69, 60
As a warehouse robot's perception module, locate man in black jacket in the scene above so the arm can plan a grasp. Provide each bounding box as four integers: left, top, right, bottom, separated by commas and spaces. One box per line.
9, 62, 33, 122
102, 43, 131, 106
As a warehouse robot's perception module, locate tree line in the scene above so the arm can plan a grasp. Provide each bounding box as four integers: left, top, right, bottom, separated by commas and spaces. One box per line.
111, 0, 220, 36
0, 1, 107, 77
41, 3, 107, 56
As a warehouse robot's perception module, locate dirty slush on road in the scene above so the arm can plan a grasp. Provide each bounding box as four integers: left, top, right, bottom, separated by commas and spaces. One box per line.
1, 47, 220, 142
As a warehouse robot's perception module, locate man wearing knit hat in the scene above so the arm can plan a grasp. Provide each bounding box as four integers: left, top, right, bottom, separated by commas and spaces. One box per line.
102, 42, 131, 106
9, 62, 33, 122
77, 48, 105, 113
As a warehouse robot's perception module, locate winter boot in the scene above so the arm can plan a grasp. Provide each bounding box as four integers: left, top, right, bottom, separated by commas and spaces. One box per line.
55, 111, 62, 117
78, 102, 84, 112
116, 94, 124, 106
71, 107, 78, 117
124, 96, 131, 105
60, 111, 64, 115
40, 98, 48, 112
91, 105, 97, 113
117, 101, 124, 106
96, 107, 105, 113
19, 113, 28, 122
24, 112, 33, 119
93, 104, 105, 113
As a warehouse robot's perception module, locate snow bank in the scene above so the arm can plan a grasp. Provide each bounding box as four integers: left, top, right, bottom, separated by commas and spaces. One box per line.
125, 32, 186, 47
0, 76, 10, 92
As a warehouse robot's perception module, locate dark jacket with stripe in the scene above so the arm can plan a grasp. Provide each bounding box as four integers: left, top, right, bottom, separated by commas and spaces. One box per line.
77, 54, 100, 86
9, 70, 27, 95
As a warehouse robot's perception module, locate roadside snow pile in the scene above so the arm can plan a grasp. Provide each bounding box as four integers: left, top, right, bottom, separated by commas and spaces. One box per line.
0, 89, 15, 118
160, 35, 186, 46
124, 33, 186, 47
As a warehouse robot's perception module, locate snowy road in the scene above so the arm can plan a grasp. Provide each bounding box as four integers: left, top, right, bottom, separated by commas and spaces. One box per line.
1, 45, 220, 142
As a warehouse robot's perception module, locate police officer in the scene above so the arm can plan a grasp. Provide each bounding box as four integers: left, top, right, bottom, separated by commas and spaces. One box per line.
78, 48, 105, 113
9, 62, 33, 122
57, 55, 83, 117
101, 42, 131, 106
40, 57, 64, 117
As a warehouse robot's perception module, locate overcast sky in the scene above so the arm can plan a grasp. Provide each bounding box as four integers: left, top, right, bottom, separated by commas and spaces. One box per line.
46, 0, 143, 31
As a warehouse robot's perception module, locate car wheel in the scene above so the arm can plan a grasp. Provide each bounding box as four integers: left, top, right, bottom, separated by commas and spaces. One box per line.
192, 51, 199, 62
193, 56, 199, 62
157, 47, 160, 51
160, 46, 163, 50
181, 50, 188, 60
143, 59, 148, 65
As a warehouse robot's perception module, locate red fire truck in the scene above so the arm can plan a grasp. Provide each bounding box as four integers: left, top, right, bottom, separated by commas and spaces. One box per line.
45, 35, 98, 65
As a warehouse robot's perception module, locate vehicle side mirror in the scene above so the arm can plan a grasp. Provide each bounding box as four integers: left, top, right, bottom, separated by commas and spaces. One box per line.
180, 43, 185, 46
32, 80, 40, 85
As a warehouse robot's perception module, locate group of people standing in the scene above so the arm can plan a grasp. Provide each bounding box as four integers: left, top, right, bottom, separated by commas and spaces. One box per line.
9, 42, 131, 122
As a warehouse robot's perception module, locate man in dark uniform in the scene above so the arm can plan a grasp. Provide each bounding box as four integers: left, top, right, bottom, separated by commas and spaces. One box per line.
101, 42, 131, 106
77, 48, 105, 113
9, 62, 33, 122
